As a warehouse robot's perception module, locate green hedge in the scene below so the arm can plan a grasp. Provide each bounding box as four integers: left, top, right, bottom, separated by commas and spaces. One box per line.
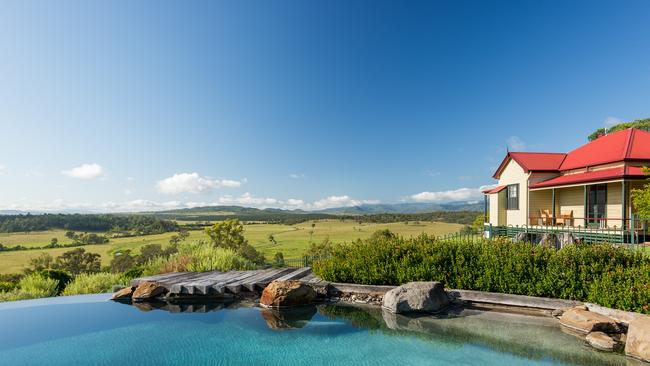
312, 234, 650, 314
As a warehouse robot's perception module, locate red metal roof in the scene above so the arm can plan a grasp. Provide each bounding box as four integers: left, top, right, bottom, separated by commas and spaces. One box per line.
482, 185, 507, 194
560, 128, 650, 170
492, 129, 650, 179
529, 166, 647, 189
493, 152, 566, 178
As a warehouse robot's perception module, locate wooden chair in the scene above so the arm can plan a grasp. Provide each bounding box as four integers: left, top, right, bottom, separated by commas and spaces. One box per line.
556, 210, 573, 226
543, 209, 553, 225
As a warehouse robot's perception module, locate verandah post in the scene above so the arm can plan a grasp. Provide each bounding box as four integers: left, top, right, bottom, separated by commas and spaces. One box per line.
552, 188, 556, 225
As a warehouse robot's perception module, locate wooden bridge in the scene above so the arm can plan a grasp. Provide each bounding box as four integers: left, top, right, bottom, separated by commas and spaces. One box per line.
131, 267, 327, 296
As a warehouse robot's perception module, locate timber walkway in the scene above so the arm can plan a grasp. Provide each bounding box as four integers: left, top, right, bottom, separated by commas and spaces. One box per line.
131, 267, 325, 296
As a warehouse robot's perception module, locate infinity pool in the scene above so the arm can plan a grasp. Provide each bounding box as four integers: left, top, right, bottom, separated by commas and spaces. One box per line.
0, 294, 625, 366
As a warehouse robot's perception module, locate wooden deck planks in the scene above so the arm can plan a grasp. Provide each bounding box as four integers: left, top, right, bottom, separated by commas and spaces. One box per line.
132, 267, 325, 296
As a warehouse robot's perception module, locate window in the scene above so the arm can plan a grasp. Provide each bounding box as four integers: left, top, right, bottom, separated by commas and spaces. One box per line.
506, 184, 519, 210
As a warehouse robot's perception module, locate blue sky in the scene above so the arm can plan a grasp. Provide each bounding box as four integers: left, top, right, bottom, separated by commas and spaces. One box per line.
1, 0, 650, 212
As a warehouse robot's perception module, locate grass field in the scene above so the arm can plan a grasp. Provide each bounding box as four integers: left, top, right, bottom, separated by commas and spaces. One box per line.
0, 219, 463, 274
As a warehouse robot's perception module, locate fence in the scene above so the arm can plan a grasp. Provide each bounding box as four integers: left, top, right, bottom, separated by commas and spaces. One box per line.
270, 220, 649, 268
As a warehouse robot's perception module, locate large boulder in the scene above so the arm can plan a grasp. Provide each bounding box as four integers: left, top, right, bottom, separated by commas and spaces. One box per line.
111, 286, 134, 301
559, 306, 619, 334
585, 331, 617, 352
132, 281, 168, 301
382, 282, 449, 314
260, 281, 317, 308
626, 315, 650, 362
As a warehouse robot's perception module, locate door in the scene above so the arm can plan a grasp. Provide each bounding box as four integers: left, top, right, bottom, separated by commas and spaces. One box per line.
588, 184, 607, 227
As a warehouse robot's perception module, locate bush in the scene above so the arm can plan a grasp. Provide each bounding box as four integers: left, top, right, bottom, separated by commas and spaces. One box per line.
38, 269, 72, 295
0, 273, 59, 302
141, 241, 256, 275
62, 273, 126, 296
312, 234, 650, 314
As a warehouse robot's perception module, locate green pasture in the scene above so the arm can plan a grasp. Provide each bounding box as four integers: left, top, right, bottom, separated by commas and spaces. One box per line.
0, 219, 463, 274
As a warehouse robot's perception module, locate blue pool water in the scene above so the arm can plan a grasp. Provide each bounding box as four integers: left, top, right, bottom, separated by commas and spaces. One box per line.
0, 294, 625, 366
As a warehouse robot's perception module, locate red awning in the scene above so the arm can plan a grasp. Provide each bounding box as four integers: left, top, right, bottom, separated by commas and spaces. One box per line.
529, 166, 647, 189
482, 185, 507, 194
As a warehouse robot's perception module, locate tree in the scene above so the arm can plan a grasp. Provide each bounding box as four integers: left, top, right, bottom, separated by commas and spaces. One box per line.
169, 229, 190, 246
53, 248, 101, 275
267, 234, 277, 246
136, 243, 176, 265
588, 118, 650, 141
204, 219, 247, 251
631, 167, 650, 218
110, 250, 136, 273
273, 252, 285, 266
205, 220, 265, 264
370, 229, 396, 241
50, 238, 58, 247
472, 214, 486, 233
25, 253, 54, 274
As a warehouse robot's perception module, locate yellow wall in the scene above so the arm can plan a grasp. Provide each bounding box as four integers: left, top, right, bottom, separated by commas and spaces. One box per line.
495, 159, 529, 226
557, 186, 585, 227
529, 189, 553, 225
606, 182, 623, 228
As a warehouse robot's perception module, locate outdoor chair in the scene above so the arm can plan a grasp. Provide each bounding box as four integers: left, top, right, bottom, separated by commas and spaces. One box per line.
556, 210, 573, 227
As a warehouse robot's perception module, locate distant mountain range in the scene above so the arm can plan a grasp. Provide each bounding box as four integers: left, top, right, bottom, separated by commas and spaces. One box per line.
314, 202, 483, 215
0, 201, 482, 217
153, 201, 482, 216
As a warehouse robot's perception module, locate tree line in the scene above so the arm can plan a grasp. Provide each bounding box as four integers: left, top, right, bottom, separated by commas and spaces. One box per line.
0, 214, 179, 234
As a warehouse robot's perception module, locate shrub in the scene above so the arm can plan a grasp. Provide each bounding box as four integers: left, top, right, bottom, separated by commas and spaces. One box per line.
587, 265, 650, 314
141, 241, 256, 275
62, 273, 126, 296
0, 273, 59, 302
312, 234, 650, 314
38, 269, 73, 295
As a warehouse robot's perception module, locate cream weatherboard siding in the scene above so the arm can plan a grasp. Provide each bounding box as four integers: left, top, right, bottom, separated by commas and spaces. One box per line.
528, 189, 552, 225
496, 159, 529, 226
606, 182, 623, 228
556, 186, 585, 227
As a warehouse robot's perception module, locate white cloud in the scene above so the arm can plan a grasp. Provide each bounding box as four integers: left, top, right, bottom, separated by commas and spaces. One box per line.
410, 185, 494, 203
0, 164, 5, 174
216, 192, 280, 206
506, 136, 526, 151
220, 179, 243, 188
62, 163, 104, 179
312, 195, 380, 209
156, 173, 244, 194
290, 173, 305, 179
285, 199, 305, 208
126, 177, 135, 181
124, 189, 133, 195
604, 116, 622, 128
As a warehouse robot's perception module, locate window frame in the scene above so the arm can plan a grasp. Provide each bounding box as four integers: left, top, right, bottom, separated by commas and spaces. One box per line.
506, 184, 519, 210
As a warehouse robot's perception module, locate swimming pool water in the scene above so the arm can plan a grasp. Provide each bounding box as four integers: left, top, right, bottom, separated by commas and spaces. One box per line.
0, 294, 626, 366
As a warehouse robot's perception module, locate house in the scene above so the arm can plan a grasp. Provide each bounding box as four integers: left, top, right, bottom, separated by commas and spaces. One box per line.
483, 128, 650, 243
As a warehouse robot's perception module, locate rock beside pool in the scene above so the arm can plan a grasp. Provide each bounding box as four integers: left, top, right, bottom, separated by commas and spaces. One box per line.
260, 280, 317, 308
132, 281, 168, 301
261, 306, 317, 329
382, 282, 449, 314
111, 286, 134, 301
626, 315, 650, 362
585, 331, 617, 352
559, 306, 619, 334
